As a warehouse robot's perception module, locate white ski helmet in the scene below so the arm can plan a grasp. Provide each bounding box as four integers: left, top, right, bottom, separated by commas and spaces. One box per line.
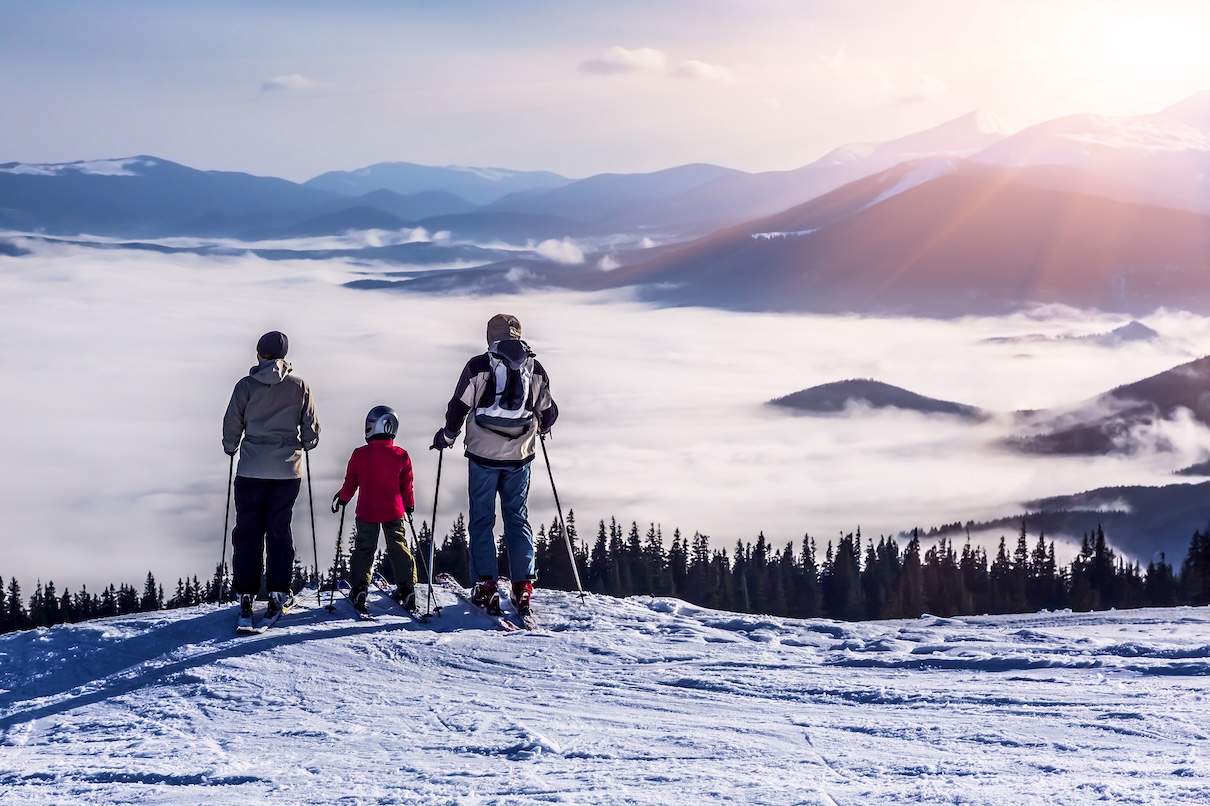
365, 405, 399, 440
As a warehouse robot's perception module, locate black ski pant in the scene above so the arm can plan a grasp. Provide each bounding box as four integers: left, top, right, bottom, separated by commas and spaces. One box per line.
232, 476, 301, 595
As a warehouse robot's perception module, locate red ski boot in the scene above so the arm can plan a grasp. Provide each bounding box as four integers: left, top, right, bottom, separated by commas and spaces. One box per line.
511, 580, 533, 617
470, 578, 502, 615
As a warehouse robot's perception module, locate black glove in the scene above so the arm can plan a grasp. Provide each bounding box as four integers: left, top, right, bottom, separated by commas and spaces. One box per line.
406, 506, 415, 517
224, 448, 238, 457
430, 428, 455, 451
331, 494, 347, 514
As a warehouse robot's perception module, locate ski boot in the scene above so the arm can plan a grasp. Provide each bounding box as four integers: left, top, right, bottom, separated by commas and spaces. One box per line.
510, 580, 534, 618
237, 594, 254, 630
394, 586, 417, 612
470, 578, 502, 616
266, 591, 290, 619
352, 589, 370, 616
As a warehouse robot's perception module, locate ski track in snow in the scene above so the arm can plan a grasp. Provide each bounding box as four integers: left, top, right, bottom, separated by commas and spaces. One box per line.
1, 592, 1209, 804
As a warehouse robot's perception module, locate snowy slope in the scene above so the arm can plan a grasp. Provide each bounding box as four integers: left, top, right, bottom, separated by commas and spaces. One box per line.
2, 589, 1209, 804
972, 94, 1210, 214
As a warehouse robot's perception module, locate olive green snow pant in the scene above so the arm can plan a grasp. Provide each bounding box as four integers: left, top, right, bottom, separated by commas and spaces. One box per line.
349, 517, 417, 594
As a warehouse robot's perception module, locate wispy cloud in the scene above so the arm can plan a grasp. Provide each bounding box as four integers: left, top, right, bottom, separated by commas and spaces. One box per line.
260, 74, 325, 93
533, 237, 585, 265
579, 46, 667, 75
885, 74, 949, 105
671, 60, 736, 83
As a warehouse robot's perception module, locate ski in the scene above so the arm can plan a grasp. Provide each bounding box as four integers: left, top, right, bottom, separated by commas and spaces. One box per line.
435, 572, 521, 632
336, 579, 375, 621
498, 576, 538, 631
262, 592, 297, 630
235, 593, 297, 634
236, 607, 262, 634
370, 572, 431, 623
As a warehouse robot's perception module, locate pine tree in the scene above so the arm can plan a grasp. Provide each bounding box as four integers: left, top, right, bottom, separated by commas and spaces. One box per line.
822, 533, 864, 620
435, 513, 470, 584
1146, 553, 1178, 607
43, 581, 61, 625
8, 577, 29, 631
1009, 521, 1029, 613
641, 524, 666, 595
58, 589, 75, 624
607, 518, 629, 596
887, 534, 924, 618
686, 531, 711, 604
667, 530, 688, 597
1180, 530, 1210, 605
28, 581, 47, 627
588, 520, 611, 593
117, 584, 139, 615
291, 559, 307, 594
792, 535, 822, 619
140, 573, 160, 612
989, 537, 1012, 614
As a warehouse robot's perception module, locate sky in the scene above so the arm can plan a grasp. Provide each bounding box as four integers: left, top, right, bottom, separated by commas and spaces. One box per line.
4, 0, 1210, 180
4, 239, 1210, 591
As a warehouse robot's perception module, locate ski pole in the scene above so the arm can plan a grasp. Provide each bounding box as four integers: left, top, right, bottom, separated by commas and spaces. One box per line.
220, 452, 234, 602
406, 512, 441, 617
326, 504, 344, 613
426, 449, 444, 617
305, 449, 321, 606
539, 433, 586, 602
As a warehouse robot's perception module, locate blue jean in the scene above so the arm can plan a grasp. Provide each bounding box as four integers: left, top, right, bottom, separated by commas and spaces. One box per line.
467, 459, 536, 582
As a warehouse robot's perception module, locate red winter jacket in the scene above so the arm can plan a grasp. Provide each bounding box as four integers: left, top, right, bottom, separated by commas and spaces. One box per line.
337, 439, 415, 523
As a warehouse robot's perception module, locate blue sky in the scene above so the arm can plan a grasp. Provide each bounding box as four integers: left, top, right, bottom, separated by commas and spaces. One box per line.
4, 0, 1210, 180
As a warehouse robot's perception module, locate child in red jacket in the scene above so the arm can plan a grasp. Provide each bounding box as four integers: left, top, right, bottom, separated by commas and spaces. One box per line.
332, 405, 417, 612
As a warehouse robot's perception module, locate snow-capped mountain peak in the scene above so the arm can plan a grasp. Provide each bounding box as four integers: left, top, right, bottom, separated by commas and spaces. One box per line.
0, 156, 158, 177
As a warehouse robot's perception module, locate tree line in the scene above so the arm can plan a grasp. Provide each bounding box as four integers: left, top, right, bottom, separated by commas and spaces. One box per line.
5, 513, 1210, 633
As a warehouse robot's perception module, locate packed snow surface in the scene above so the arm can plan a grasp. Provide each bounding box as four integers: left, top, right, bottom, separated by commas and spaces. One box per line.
2, 590, 1208, 804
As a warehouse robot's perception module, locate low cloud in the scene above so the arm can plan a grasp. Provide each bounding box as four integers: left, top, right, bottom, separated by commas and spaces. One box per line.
261, 74, 324, 92
671, 60, 736, 83
5, 242, 1210, 591
533, 238, 585, 265
579, 46, 667, 75
598, 254, 620, 271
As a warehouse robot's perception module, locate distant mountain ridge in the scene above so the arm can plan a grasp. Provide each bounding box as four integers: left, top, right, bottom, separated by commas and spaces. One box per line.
1010, 354, 1210, 456
304, 161, 571, 204
583, 159, 1210, 316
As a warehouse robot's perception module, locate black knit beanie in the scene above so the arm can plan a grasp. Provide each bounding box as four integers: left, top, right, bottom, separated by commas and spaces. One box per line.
256, 331, 289, 359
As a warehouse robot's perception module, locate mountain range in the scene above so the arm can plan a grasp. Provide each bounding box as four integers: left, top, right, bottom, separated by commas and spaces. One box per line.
585, 159, 1210, 316
5, 92, 1210, 316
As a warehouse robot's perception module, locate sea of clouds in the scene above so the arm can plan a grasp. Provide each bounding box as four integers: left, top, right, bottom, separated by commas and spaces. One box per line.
4, 239, 1210, 590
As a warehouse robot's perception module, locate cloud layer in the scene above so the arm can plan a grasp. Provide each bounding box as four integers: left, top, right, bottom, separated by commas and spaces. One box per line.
3, 243, 1210, 590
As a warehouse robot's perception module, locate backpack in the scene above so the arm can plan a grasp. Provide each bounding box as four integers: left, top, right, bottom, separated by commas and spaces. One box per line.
474, 340, 537, 434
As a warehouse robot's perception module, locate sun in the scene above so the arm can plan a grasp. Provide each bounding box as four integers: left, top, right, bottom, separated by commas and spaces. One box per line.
1101, 14, 1205, 73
